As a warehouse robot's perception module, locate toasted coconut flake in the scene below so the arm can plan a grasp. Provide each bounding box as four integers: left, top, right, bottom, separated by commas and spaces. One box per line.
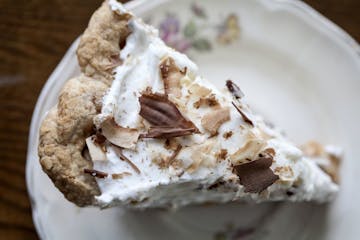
234, 156, 279, 193
160, 57, 183, 97
100, 117, 139, 149
111, 145, 141, 174
85, 136, 107, 161
201, 107, 230, 135
171, 159, 184, 170
230, 134, 266, 165
232, 102, 254, 126
112, 172, 132, 179
193, 94, 220, 109
84, 169, 108, 178
187, 151, 203, 173
301, 141, 341, 183
188, 83, 212, 97
187, 141, 216, 173
139, 92, 199, 138
274, 166, 295, 182
322, 159, 340, 184
301, 141, 324, 157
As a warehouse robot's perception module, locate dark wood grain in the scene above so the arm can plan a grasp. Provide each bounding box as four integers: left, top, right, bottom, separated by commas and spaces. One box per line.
0, 0, 358, 239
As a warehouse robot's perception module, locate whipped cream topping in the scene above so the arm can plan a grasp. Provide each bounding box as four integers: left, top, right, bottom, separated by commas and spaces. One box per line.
92, 1, 338, 208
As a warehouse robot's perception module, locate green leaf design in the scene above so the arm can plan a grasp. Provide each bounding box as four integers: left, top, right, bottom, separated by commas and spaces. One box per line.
192, 38, 212, 51
183, 20, 197, 38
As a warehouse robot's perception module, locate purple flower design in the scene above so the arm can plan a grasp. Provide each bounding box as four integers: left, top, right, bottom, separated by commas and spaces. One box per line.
157, 4, 237, 53
168, 38, 192, 52
159, 14, 192, 52
159, 14, 180, 42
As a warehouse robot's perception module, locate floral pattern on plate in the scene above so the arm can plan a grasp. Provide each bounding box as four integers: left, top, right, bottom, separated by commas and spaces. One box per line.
156, 3, 240, 53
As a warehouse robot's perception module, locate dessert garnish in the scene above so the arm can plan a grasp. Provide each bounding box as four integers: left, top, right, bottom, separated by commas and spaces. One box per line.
111, 144, 141, 174
100, 117, 139, 149
139, 92, 198, 138
234, 156, 279, 193
84, 169, 108, 178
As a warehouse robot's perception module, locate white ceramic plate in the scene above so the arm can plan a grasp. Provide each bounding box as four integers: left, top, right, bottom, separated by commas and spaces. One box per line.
26, 0, 360, 239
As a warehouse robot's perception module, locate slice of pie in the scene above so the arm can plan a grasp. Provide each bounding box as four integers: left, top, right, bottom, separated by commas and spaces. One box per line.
38, 0, 340, 208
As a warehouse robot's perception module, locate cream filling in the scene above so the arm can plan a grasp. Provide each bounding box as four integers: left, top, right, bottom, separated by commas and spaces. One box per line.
92, 1, 338, 208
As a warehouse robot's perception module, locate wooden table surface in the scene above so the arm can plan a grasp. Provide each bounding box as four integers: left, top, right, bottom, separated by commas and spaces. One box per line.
0, 0, 359, 239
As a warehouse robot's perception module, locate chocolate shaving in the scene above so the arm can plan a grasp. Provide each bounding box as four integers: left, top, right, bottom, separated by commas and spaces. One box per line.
216, 149, 228, 160
234, 156, 279, 193
84, 169, 108, 178
208, 180, 226, 190
223, 131, 233, 139
112, 172, 132, 179
93, 132, 106, 145
263, 148, 276, 157
226, 80, 254, 127
177, 170, 185, 177
139, 93, 192, 127
226, 80, 244, 99
91, 131, 107, 152
91, 96, 102, 113
111, 144, 141, 174
286, 190, 295, 196
139, 92, 198, 138
180, 67, 187, 75
189, 84, 212, 97
157, 144, 183, 169
140, 126, 196, 139
232, 102, 254, 126
168, 144, 182, 165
